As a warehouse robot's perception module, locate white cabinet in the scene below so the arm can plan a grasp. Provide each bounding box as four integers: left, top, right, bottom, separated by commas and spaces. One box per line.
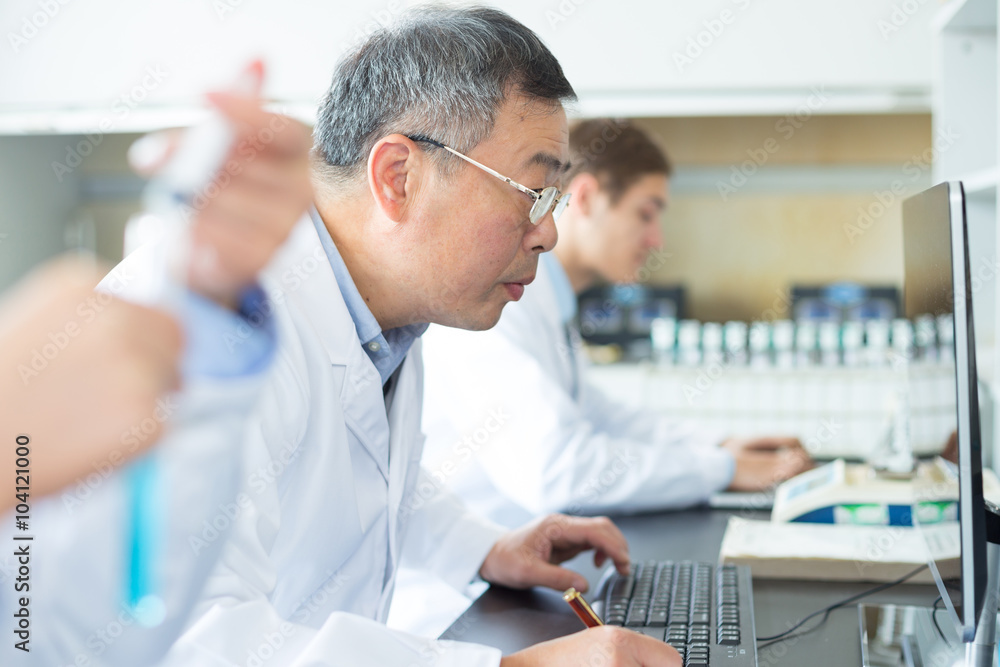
0, 0, 936, 134
931, 0, 1000, 467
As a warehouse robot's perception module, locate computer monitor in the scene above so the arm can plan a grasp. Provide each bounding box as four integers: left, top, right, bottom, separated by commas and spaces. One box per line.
903, 182, 991, 650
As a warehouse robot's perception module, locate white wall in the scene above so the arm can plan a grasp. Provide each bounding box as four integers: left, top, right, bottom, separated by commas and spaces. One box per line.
0, 136, 81, 290
0, 0, 936, 132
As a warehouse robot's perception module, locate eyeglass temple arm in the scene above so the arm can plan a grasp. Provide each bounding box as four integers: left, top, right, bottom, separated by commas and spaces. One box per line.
407, 136, 541, 201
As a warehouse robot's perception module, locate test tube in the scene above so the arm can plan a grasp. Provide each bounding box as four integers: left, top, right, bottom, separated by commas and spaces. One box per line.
864, 319, 890, 366
650, 317, 676, 366
937, 313, 954, 360
795, 321, 818, 366
841, 321, 864, 367
891, 318, 914, 363
677, 319, 702, 366
914, 314, 937, 361
723, 321, 748, 365
772, 320, 795, 369
748, 322, 771, 368
818, 321, 841, 367
702, 322, 724, 365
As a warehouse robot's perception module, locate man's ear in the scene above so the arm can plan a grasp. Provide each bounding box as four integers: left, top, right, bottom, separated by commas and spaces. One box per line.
367, 134, 423, 222
568, 172, 601, 217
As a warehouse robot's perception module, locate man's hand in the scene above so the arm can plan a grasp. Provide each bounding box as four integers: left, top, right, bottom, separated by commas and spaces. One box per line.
501, 626, 681, 667
0, 257, 182, 507
479, 514, 630, 593
722, 436, 813, 491
129, 61, 313, 311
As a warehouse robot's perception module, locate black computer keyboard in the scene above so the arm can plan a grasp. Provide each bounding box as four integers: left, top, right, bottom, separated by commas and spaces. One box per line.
593, 561, 758, 666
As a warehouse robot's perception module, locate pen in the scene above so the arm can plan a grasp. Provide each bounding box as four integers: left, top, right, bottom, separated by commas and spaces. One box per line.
563, 587, 604, 628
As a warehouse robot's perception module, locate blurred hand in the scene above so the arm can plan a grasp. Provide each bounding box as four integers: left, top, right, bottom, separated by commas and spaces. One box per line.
0, 257, 182, 508
501, 626, 681, 667
129, 61, 313, 310
721, 436, 813, 492
480, 514, 630, 593
942, 431, 958, 464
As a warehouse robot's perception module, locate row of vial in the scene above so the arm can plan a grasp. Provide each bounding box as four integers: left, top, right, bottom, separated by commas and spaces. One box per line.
648, 314, 954, 367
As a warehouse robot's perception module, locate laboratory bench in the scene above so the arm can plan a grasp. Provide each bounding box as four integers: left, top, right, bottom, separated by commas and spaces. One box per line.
442, 507, 939, 665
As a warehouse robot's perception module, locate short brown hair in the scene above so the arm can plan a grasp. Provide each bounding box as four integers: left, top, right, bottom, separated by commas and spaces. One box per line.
565, 119, 672, 204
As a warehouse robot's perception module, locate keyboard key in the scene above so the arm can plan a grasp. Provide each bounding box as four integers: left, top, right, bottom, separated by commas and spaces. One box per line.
635, 627, 666, 641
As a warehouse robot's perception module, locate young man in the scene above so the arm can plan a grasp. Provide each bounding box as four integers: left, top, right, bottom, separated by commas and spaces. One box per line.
52, 10, 676, 667
421, 119, 812, 528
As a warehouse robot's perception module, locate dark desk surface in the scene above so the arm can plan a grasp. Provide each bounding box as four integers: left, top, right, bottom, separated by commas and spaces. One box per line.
442, 507, 939, 665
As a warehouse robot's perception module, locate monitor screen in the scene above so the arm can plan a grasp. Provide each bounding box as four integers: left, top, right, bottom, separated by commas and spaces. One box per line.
904, 181, 986, 642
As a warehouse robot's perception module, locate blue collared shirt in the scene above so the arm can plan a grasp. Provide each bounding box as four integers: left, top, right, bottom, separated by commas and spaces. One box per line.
178, 285, 276, 380
310, 207, 428, 385
542, 252, 578, 325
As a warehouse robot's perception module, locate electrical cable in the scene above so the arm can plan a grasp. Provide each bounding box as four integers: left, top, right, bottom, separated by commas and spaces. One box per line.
756, 564, 929, 650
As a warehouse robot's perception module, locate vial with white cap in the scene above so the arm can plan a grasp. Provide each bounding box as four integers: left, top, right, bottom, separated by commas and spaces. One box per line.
818, 321, 841, 367
650, 317, 676, 366
913, 314, 937, 361
841, 320, 864, 367
936, 313, 954, 361
723, 321, 748, 366
795, 321, 818, 366
772, 320, 795, 368
748, 321, 771, 368
677, 319, 702, 366
864, 319, 890, 366
701, 322, 724, 365
891, 318, 914, 363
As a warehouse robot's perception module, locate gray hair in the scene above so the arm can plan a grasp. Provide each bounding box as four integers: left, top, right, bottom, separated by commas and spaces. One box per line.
313, 5, 576, 187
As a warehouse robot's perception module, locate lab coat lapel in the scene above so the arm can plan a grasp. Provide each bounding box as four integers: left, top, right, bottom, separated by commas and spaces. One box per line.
378, 343, 425, 616
265, 214, 390, 481
536, 264, 580, 395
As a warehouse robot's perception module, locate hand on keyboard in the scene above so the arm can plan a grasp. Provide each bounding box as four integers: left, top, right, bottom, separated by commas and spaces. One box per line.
500, 626, 682, 667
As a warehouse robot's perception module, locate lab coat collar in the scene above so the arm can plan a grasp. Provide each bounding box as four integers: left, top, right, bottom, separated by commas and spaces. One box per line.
541, 252, 578, 324
262, 213, 389, 476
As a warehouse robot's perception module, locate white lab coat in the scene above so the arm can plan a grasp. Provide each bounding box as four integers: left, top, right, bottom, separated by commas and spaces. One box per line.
421, 256, 735, 528
0, 252, 274, 666
150, 215, 505, 666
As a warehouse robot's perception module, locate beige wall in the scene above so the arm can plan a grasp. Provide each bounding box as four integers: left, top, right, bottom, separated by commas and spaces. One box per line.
69, 116, 934, 325
631, 114, 933, 322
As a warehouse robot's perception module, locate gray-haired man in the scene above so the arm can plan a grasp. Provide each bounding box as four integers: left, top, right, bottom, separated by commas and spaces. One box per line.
146, 6, 679, 667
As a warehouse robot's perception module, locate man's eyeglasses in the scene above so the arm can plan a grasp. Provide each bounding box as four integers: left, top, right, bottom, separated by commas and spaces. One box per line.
407, 135, 570, 225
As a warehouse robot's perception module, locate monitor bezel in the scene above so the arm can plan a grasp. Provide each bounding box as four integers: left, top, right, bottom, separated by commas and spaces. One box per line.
908, 181, 987, 642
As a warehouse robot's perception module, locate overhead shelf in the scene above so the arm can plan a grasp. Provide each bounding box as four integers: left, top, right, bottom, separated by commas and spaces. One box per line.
933, 0, 997, 32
